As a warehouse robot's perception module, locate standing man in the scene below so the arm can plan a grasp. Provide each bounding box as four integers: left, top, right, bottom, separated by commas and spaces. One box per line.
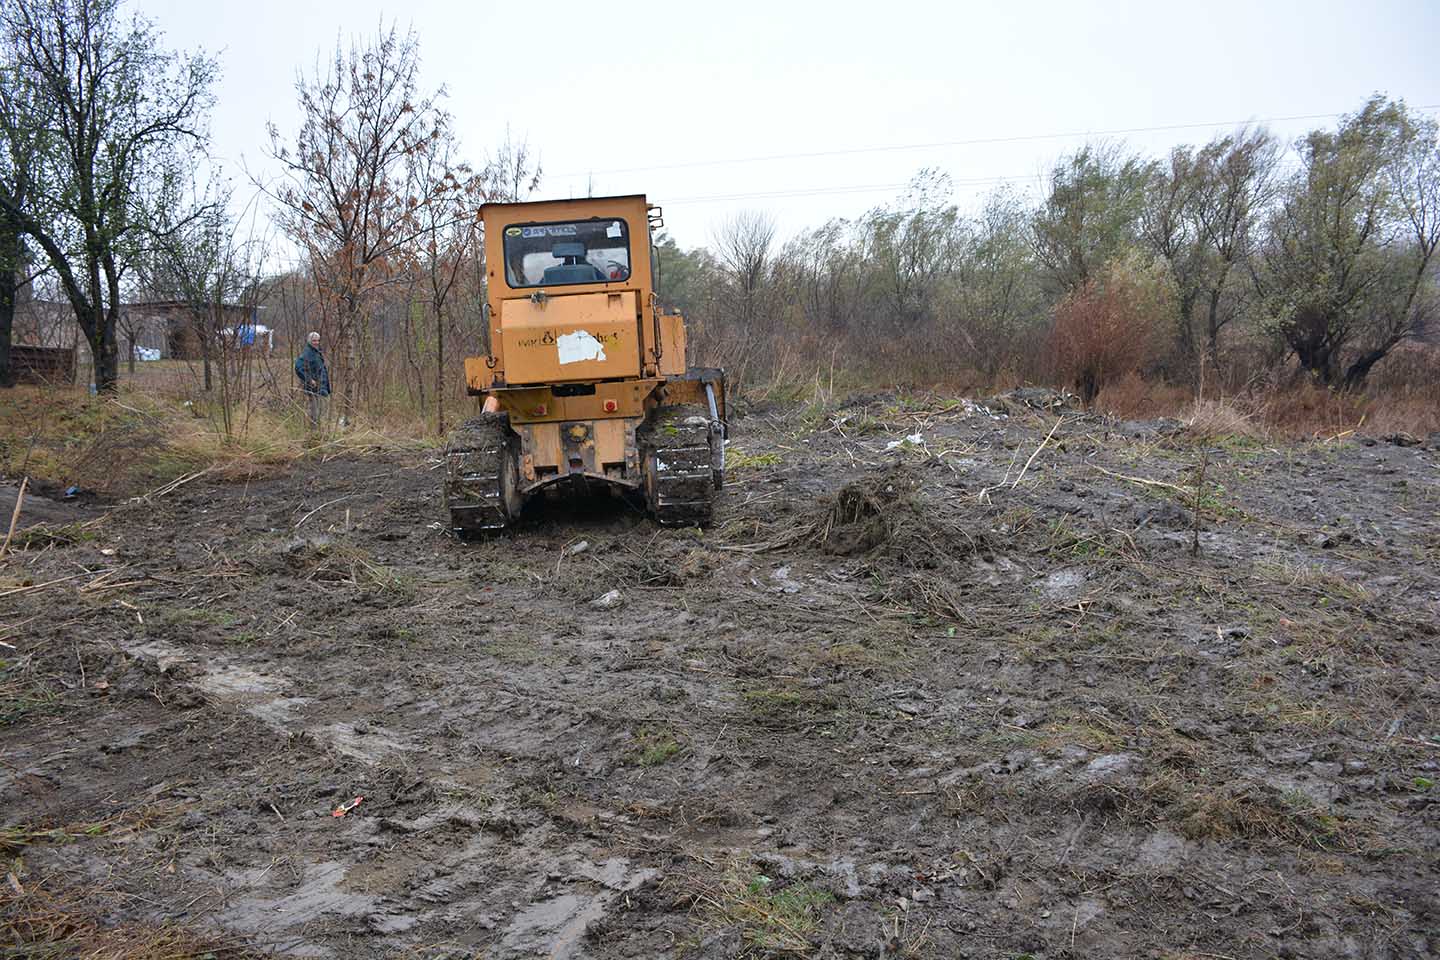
294, 331, 331, 429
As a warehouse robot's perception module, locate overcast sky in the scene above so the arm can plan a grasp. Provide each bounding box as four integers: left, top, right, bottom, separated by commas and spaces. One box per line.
135, 0, 1440, 250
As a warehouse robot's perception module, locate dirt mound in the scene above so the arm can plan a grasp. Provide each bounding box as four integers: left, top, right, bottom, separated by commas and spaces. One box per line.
804, 464, 998, 625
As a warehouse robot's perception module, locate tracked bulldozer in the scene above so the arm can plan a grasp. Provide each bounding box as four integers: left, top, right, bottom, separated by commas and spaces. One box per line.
444, 195, 726, 535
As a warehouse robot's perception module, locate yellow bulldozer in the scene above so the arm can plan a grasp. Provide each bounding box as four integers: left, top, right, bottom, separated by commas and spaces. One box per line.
444, 195, 726, 535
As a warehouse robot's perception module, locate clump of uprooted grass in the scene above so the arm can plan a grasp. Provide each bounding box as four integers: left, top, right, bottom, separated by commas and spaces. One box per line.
1060, 771, 1375, 853
810, 463, 987, 563
689, 858, 837, 955
0, 654, 61, 727
802, 463, 1001, 624
1146, 773, 1374, 852
276, 538, 418, 604
1, 871, 267, 959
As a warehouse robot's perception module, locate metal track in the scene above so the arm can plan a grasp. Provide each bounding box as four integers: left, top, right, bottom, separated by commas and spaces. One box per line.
443, 414, 520, 536
641, 405, 722, 527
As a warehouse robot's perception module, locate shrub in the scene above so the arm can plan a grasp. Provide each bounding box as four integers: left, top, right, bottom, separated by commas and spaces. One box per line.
1048, 255, 1173, 405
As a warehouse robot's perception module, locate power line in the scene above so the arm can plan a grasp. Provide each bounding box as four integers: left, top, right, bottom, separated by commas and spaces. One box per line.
664, 174, 1040, 206
651, 157, 1312, 207
552, 104, 1440, 180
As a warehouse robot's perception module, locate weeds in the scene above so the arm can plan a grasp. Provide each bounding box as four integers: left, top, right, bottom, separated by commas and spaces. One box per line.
0, 657, 59, 727
727, 449, 783, 471
694, 862, 836, 955
287, 540, 418, 603
158, 605, 240, 630
631, 726, 684, 766
0, 803, 187, 855
742, 685, 837, 725
8, 522, 101, 551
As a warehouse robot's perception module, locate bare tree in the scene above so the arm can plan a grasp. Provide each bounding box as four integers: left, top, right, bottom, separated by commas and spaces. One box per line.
411, 130, 488, 433
134, 180, 233, 392
0, 0, 215, 394
0, 24, 49, 388
1141, 129, 1280, 372
957, 186, 1047, 378
712, 210, 776, 332
264, 24, 449, 415
484, 131, 542, 204
1189, 129, 1280, 366
866, 169, 962, 335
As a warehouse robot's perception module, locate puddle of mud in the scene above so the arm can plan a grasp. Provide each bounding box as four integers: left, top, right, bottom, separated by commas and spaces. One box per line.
501, 893, 612, 959
122, 640, 412, 763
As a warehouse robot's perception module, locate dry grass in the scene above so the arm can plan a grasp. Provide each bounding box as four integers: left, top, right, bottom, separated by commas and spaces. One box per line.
1143, 772, 1372, 851
0, 384, 429, 497
1257, 383, 1372, 439
0, 802, 189, 856
1095, 361, 1440, 441
0, 801, 266, 957
0, 655, 61, 727
1093, 371, 1193, 420
1, 873, 265, 960
1183, 398, 1266, 439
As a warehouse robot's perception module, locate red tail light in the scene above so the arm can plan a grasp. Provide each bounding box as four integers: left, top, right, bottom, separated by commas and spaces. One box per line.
603, 400, 618, 413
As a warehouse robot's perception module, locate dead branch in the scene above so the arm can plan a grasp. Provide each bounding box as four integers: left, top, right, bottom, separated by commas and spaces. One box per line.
0, 477, 28, 561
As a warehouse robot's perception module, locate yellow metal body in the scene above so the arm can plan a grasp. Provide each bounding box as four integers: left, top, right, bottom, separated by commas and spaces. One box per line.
463, 195, 704, 493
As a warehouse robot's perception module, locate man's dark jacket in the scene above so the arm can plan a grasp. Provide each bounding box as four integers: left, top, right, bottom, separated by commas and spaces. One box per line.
294, 344, 331, 396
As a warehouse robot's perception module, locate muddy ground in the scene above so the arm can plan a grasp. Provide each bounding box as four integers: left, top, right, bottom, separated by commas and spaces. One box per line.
2, 392, 1438, 959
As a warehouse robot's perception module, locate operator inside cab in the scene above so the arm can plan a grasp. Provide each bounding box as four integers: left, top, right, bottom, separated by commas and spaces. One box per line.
541, 241, 606, 284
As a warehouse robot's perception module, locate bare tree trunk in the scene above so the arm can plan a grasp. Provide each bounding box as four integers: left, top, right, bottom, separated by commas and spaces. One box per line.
436, 305, 445, 435
0, 243, 14, 389
91, 316, 118, 394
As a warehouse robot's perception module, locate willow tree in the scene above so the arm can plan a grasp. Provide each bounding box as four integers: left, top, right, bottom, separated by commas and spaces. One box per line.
1260, 97, 1440, 388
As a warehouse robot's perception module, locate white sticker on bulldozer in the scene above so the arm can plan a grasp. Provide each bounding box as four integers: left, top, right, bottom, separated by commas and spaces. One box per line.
556, 330, 607, 364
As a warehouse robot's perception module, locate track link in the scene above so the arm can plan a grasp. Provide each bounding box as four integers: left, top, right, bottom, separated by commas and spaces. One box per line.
641, 405, 723, 527
443, 414, 520, 536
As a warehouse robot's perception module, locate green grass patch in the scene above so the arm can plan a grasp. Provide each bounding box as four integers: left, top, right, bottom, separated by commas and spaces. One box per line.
9, 522, 101, 551
631, 726, 684, 766
741, 685, 839, 726
698, 864, 836, 955
727, 449, 782, 470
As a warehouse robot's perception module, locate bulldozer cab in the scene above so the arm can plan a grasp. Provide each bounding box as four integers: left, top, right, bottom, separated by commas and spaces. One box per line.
469, 195, 685, 391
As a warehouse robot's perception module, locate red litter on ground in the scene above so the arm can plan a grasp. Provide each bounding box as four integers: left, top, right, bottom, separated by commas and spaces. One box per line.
332, 796, 363, 817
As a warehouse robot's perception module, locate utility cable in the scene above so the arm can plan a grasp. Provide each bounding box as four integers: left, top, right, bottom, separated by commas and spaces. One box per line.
550, 104, 1440, 180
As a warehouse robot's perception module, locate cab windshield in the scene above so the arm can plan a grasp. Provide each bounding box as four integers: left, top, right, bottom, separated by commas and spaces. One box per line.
502, 218, 631, 288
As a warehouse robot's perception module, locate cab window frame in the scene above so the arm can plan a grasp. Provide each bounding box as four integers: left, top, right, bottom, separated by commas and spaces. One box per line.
501, 216, 633, 289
